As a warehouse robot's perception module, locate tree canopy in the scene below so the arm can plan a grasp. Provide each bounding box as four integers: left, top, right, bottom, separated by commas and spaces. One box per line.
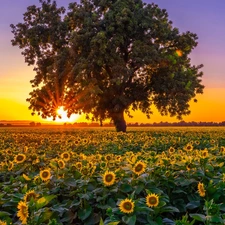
11, 0, 204, 132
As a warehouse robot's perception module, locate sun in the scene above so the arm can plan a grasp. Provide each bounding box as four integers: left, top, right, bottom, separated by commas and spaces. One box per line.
55, 106, 80, 123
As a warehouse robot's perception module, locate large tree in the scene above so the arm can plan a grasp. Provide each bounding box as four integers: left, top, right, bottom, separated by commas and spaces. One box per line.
11, 0, 204, 132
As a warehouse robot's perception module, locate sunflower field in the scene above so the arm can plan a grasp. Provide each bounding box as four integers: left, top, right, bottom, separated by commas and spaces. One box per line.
1, 126, 225, 225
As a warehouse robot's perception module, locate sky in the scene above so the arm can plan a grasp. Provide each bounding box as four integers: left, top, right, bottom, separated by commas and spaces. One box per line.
0, 0, 225, 124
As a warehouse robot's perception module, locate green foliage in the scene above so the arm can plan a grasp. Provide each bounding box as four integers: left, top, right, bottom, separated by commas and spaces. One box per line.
10, 0, 204, 132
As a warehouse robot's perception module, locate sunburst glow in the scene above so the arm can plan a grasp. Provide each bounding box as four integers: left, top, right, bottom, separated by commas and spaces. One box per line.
55, 106, 80, 123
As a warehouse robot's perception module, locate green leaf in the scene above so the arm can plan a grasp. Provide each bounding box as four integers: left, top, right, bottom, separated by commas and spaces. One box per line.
157, 201, 167, 208
162, 218, 174, 225
50, 203, 68, 217
172, 189, 187, 194
122, 215, 136, 225
134, 184, 144, 194
2, 200, 18, 208
107, 222, 120, 225
160, 206, 179, 213
185, 81, 192, 90
40, 208, 53, 222
64, 178, 77, 187
155, 216, 163, 225
209, 215, 223, 223
36, 195, 57, 210
177, 178, 196, 187
107, 198, 116, 208
99, 218, 104, 225
0, 211, 11, 217
190, 213, 206, 222
220, 204, 225, 212
78, 205, 92, 221
84, 213, 100, 225
120, 183, 133, 193
186, 201, 200, 209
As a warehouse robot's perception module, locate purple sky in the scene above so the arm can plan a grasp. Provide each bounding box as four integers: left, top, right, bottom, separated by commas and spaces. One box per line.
152, 0, 225, 88
1, 0, 225, 88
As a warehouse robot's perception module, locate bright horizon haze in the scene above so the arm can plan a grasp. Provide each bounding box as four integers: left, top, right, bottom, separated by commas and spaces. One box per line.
1, 0, 225, 124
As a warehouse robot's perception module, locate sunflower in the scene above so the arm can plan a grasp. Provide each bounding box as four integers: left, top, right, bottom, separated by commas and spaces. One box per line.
0, 220, 6, 225
14, 154, 26, 164
40, 169, 51, 182
119, 198, 135, 214
186, 164, 192, 171
81, 167, 89, 176
95, 153, 102, 161
17, 201, 29, 224
168, 147, 175, 154
178, 149, 183, 154
57, 172, 64, 179
74, 139, 80, 145
87, 162, 94, 168
60, 151, 70, 161
103, 171, 116, 186
133, 161, 146, 176
184, 144, 193, 152
201, 149, 209, 158
220, 146, 225, 154
105, 154, 112, 161
5, 149, 13, 155
23, 174, 31, 181
197, 182, 206, 197
75, 162, 82, 170
128, 155, 137, 164
116, 155, 122, 162
8, 161, 14, 171
79, 153, 86, 160
195, 140, 200, 145
57, 159, 65, 169
23, 146, 28, 153
146, 193, 159, 207
100, 162, 107, 169
222, 173, 225, 182
24, 190, 39, 202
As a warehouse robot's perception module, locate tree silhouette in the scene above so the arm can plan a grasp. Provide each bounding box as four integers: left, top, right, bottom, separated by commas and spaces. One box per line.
11, 0, 204, 132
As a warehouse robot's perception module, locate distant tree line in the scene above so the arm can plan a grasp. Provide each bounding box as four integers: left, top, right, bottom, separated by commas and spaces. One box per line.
29, 122, 42, 127
135, 121, 225, 127
63, 121, 225, 127
1, 121, 225, 127
0, 122, 42, 127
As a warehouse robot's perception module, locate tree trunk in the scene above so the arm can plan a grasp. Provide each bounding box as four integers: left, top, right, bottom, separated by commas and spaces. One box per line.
111, 110, 127, 132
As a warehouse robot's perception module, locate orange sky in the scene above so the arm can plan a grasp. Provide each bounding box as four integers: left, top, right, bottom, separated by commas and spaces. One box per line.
1, 0, 225, 124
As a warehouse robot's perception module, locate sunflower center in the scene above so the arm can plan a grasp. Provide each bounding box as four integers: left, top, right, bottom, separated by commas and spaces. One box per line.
21, 206, 27, 214
42, 171, 49, 178
149, 197, 157, 204
59, 161, 64, 167
135, 164, 143, 172
124, 202, 132, 210
17, 155, 24, 161
199, 187, 204, 192
63, 154, 69, 158
106, 174, 113, 182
